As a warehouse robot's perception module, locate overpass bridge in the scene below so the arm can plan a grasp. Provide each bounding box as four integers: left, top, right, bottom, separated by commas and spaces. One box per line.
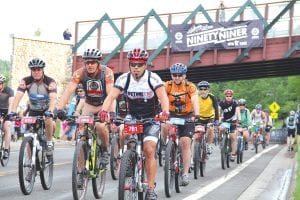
72, 0, 300, 83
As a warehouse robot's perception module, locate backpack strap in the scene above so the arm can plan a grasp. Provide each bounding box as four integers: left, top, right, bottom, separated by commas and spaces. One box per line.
123, 72, 131, 93
148, 71, 154, 92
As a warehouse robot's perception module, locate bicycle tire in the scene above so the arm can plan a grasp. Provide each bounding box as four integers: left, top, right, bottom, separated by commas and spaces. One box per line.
262, 135, 266, 149
110, 135, 120, 180
72, 140, 88, 200
158, 134, 164, 167
221, 135, 226, 170
18, 136, 35, 195
92, 145, 106, 199
200, 139, 207, 177
226, 136, 231, 168
193, 142, 201, 179
164, 140, 176, 197
236, 137, 242, 164
175, 146, 182, 193
118, 149, 138, 200
0, 145, 10, 167
40, 149, 53, 190
255, 136, 259, 154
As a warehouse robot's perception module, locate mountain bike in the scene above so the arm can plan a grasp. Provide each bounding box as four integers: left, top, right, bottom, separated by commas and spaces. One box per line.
219, 122, 232, 170
72, 115, 106, 200
118, 116, 158, 200
236, 127, 245, 164
164, 117, 190, 197
253, 123, 266, 154
0, 115, 10, 167
193, 122, 210, 179
18, 115, 54, 195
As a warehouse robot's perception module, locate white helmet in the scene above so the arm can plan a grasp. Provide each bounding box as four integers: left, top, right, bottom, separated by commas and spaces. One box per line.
0, 74, 6, 82
290, 110, 295, 116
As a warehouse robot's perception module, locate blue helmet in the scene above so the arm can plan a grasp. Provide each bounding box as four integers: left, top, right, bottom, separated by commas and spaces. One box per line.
255, 104, 262, 110
170, 63, 187, 74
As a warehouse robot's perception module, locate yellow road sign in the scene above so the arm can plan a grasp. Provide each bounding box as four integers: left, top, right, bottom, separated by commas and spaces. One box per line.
270, 112, 278, 119
269, 101, 280, 113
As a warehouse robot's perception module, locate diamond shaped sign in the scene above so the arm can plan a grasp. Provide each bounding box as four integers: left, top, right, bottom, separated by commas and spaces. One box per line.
269, 102, 280, 113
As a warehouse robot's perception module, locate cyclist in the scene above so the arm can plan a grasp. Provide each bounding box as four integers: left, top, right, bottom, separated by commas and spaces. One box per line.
161, 63, 199, 186
286, 110, 297, 151
99, 48, 169, 200
238, 98, 251, 150
264, 109, 273, 146
57, 48, 115, 165
250, 104, 266, 150
219, 89, 241, 161
9, 58, 57, 152
0, 74, 14, 159
196, 80, 219, 154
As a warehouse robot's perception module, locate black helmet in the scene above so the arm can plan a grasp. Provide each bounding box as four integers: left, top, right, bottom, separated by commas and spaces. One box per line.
83, 48, 102, 60
28, 58, 46, 68
197, 81, 210, 88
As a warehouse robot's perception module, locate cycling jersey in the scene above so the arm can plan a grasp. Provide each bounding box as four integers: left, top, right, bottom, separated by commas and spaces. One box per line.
219, 100, 238, 122
198, 93, 219, 120
0, 86, 14, 109
251, 110, 265, 124
165, 80, 197, 115
71, 65, 114, 106
17, 75, 57, 111
114, 70, 163, 119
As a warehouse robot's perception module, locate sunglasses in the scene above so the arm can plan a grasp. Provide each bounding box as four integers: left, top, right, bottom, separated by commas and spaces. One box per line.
84, 60, 98, 65
239, 104, 245, 106
77, 90, 84, 93
31, 68, 42, 72
199, 88, 208, 91
172, 74, 183, 77
129, 62, 144, 68
225, 96, 232, 98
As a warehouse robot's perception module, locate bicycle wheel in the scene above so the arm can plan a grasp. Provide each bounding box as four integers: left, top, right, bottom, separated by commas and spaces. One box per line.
110, 135, 120, 180
72, 140, 89, 200
236, 137, 242, 164
119, 149, 137, 200
200, 140, 207, 177
193, 142, 201, 179
18, 136, 35, 195
262, 135, 266, 149
40, 149, 53, 190
220, 135, 226, 170
158, 134, 164, 167
255, 136, 259, 154
92, 146, 106, 199
0, 145, 10, 167
164, 140, 176, 197
226, 137, 231, 168
175, 146, 182, 193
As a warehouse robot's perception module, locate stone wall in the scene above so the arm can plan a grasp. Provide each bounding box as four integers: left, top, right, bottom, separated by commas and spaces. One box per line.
11, 36, 73, 111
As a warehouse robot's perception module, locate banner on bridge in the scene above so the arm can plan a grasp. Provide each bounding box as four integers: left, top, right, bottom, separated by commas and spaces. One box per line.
170, 20, 264, 52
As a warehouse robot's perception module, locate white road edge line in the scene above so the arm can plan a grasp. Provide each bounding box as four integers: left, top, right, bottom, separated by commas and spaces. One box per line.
183, 144, 279, 200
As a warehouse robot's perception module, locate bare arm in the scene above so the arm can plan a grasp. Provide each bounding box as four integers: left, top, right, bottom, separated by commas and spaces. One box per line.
102, 87, 121, 112
236, 106, 241, 121
48, 92, 57, 113
106, 80, 116, 113
8, 96, 15, 113
155, 86, 169, 112
58, 81, 78, 110
191, 94, 199, 116
11, 91, 25, 112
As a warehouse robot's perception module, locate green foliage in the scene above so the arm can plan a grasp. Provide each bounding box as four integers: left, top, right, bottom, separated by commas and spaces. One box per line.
209, 76, 299, 120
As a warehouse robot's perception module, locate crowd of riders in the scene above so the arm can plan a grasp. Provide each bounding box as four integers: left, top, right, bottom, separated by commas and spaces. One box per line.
0, 47, 299, 200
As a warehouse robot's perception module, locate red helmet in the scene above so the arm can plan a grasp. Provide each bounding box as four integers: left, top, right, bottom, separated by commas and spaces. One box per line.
127, 48, 148, 63
224, 89, 234, 96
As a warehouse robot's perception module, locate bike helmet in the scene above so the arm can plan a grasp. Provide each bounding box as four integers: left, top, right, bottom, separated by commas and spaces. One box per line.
170, 63, 187, 74
82, 48, 102, 60
224, 89, 234, 96
290, 110, 295, 116
238, 98, 246, 105
0, 74, 6, 82
28, 58, 46, 68
127, 48, 148, 62
197, 81, 210, 88
255, 104, 262, 110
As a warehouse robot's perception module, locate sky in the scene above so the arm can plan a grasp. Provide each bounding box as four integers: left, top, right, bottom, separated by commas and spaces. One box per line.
0, 0, 272, 60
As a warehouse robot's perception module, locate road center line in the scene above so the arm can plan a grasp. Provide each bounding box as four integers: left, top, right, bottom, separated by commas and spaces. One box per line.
183, 144, 279, 200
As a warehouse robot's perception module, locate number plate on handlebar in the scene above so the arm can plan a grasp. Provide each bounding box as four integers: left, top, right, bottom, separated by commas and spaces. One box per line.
220, 122, 231, 129
21, 117, 37, 124
76, 116, 94, 124
124, 124, 143, 135
195, 125, 206, 132
169, 117, 185, 125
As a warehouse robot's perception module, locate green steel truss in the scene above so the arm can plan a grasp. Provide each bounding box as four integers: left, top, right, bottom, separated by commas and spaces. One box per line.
73, 0, 298, 66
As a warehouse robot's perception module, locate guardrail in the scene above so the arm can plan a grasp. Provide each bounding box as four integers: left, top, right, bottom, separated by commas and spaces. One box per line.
270, 128, 287, 144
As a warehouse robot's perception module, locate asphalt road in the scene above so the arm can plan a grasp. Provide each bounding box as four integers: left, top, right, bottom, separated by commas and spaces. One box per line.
0, 140, 297, 200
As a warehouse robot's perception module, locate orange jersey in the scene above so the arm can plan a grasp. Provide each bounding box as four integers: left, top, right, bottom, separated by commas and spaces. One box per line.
165, 80, 197, 115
